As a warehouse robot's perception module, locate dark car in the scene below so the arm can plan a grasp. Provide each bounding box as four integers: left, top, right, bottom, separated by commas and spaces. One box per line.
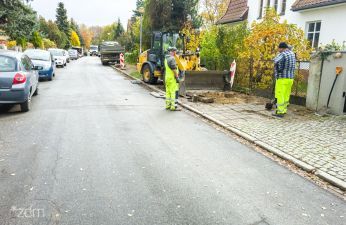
24, 49, 56, 81
0, 50, 41, 112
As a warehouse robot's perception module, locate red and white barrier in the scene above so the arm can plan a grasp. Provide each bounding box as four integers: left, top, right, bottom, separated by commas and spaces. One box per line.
229, 60, 237, 88
120, 53, 125, 70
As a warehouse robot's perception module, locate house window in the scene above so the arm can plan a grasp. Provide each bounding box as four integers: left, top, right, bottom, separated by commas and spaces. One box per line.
259, 0, 264, 18
306, 21, 321, 48
274, 0, 279, 11
281, 0, 287, 15
259, 0, 271, 18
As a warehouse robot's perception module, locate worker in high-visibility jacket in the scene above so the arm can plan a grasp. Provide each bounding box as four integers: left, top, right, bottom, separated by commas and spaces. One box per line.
273, 42, 296, 118
165, 47, 181, 111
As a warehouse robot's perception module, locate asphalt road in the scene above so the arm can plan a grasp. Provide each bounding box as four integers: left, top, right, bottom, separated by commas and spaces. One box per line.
0, 57, 345, 225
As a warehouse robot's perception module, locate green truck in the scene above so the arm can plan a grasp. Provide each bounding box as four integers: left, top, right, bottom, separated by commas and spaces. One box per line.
99, 41, 125, 66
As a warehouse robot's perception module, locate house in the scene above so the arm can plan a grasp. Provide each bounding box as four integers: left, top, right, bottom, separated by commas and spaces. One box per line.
218, 0, 346, 48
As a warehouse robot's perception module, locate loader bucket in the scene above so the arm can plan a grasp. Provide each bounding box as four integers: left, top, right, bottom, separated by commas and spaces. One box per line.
180, 70, 230, 94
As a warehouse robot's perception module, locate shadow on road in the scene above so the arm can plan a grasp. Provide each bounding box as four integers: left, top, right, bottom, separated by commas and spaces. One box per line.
0, 104, 21, 117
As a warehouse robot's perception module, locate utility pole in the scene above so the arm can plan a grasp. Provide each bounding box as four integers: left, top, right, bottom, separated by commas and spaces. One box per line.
138, 7, 145, 54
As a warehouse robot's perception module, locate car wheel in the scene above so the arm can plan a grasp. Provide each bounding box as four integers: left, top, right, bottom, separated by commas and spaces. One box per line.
33, 87, 39, 96
48, 75, 53, 81
20, 93, 31, 112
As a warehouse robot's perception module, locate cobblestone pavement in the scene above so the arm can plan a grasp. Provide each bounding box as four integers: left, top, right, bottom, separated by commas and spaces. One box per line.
181, 93, 346, 184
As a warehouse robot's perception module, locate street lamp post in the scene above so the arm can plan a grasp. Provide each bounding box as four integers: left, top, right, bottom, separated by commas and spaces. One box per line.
138, 7, 145, 54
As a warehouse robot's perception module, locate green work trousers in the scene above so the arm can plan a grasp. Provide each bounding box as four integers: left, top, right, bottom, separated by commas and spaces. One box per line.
165, 79, 179, 110
275, 78, 294, 114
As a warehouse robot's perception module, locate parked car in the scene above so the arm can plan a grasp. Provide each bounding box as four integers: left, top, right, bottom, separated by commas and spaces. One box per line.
68, 49, 78, 60
72, 46, 83, 58
0, 44, 7, 50
24, 49, 56, 81
48, 48, 66, 67
0, 51, 41, 112
89, 45, 99, 56
64, 50, 70, 63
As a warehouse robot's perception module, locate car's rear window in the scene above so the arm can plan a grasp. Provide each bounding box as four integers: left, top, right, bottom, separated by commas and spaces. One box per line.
0, 56, 16, 72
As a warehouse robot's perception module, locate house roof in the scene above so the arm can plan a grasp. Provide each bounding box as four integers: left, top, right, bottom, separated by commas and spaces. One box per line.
217, 0, 249, 25
292, 0, 346, 11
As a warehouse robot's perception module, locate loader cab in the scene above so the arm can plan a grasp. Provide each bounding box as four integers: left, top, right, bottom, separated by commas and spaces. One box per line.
149, 32, 185, 68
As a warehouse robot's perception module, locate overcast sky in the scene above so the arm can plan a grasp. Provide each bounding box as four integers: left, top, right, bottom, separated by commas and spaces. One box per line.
30, 0, 137, 27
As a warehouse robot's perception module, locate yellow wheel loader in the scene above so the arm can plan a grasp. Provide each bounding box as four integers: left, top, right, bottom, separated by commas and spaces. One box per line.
137, 31, 230, 91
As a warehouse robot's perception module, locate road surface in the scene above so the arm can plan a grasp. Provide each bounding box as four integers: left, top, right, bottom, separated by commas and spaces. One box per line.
0, 57, 345, 225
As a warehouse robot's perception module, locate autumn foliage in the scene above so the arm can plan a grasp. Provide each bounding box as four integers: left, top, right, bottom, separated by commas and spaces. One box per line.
240, 8, 311, 61
70, 30, 81, 47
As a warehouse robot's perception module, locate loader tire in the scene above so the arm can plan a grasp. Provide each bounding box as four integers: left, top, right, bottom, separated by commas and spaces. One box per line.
142, 64, 157, 84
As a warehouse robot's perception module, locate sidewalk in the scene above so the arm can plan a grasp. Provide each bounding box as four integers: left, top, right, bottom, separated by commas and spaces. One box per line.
114, 65, 346, 191
180, 91, 346, 190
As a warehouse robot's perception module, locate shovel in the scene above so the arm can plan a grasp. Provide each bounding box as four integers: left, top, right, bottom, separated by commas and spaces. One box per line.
327, 66, 343, 108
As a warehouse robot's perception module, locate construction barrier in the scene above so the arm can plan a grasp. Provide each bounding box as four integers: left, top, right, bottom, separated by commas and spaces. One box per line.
120, 53, 125, 69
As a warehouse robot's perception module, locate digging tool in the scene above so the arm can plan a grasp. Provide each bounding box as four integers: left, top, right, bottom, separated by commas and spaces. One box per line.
265, 69, 277, 110
327, 66, 343, 108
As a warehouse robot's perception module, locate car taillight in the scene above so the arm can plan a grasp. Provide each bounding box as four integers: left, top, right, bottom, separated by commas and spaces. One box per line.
13, 73, 27, 85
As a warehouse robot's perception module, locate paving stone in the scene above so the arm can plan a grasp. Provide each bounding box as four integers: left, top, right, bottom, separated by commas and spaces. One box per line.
183, 100, 346, 182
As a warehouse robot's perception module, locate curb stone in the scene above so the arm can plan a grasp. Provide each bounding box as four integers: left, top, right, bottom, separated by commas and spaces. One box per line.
112, 66, 346, 192
316, 170, 346, 191
254, 141, 315, 173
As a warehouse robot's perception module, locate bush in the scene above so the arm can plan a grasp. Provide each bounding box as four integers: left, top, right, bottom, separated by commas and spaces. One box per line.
239, 8, 311, 89
125, 49, 139, 64
7, 40, 17, 49
200, 22, 249, 71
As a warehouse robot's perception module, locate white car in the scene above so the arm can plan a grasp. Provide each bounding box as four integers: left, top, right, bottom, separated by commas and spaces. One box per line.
64, 50, 70, 63
68, 49, 79, 60
48, 48, 66, 67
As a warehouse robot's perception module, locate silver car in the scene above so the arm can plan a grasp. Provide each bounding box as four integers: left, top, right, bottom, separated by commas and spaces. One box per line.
0, 51, 40, 112
48, 48, 66, 67
68, 49, 78, 60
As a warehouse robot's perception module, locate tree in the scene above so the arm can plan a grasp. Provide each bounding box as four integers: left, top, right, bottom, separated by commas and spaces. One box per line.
114, 18, 124, 39
31, 31, 43, 49
56, 2, 70, 36
80, 24, 93, 49
132, 0, 145, 17
99, 24, 116, 41
200, 0, 229, 27
240, 9, 311, 61
71, 18, 84, 46
70, 30, 81, 47
144, 0, 201, 32
89, 26, 103, 44
239, 8, 311, 89
45, 20, 68, 49
42, 38, 56, 49
0, 0, 38, 42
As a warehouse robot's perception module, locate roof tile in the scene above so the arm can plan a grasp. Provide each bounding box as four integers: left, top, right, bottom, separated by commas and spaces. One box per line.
217, 0, 249, 24
292, 0, 346, 11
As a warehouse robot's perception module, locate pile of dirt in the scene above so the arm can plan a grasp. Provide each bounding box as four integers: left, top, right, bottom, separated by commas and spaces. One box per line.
187, 91, 268, 105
